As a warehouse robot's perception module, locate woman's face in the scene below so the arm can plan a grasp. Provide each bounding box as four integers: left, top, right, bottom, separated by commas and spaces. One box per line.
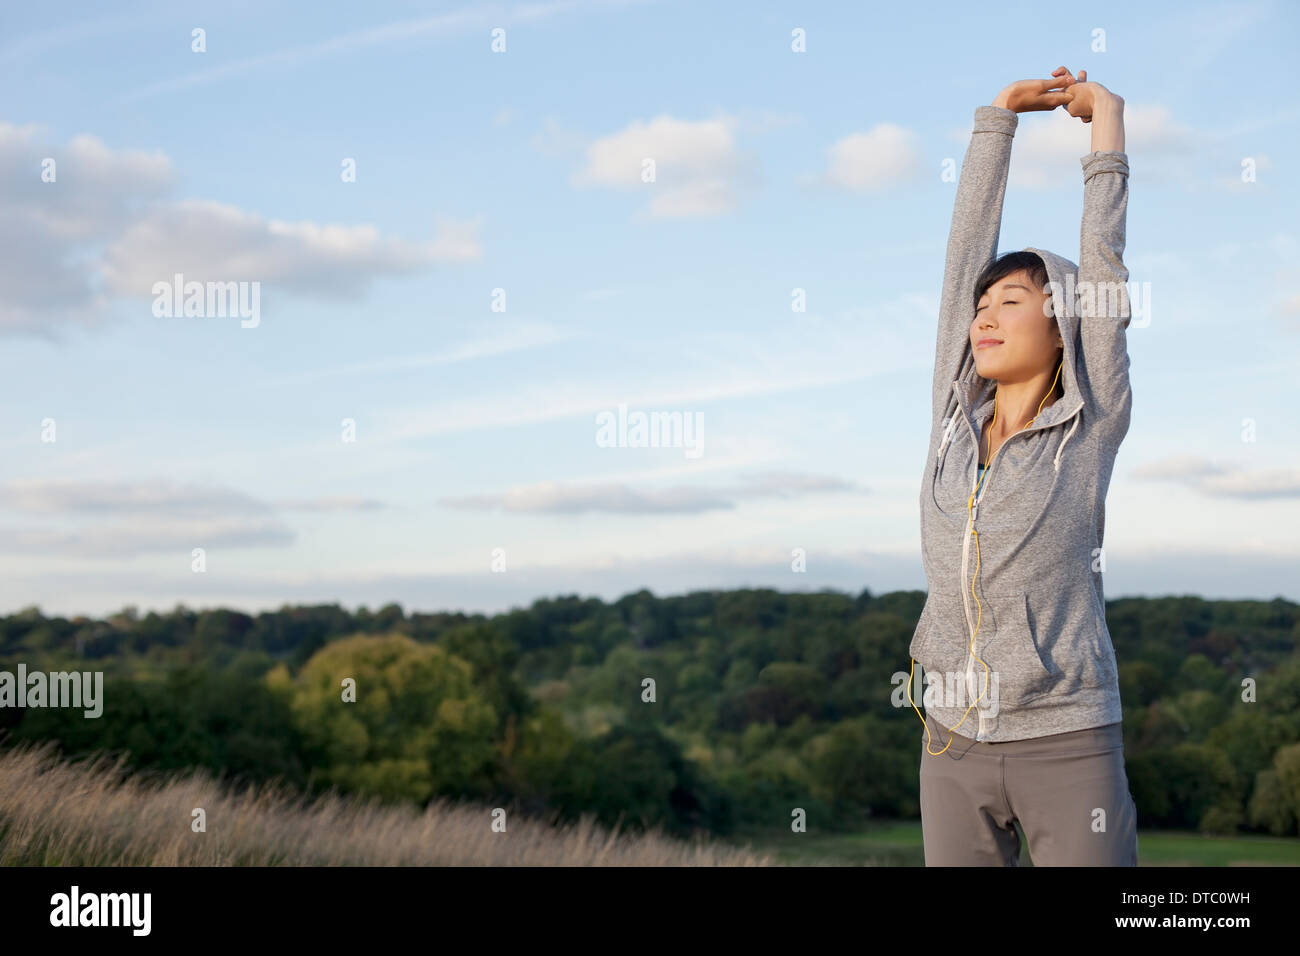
970, 270, 1062, 382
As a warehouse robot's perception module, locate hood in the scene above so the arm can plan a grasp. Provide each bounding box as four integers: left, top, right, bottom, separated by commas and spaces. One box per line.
957, 246, 1086, 433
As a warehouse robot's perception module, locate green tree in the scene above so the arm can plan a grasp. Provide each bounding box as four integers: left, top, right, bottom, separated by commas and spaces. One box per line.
286, 633, 498, 804
549, 723, 729, 836
1247, 743, 1300, 836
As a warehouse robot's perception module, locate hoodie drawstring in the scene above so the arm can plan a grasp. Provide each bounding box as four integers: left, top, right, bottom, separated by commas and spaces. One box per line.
946, 380, 1081, 473
1054, 412, 1081, 472
938, 411, 960, 460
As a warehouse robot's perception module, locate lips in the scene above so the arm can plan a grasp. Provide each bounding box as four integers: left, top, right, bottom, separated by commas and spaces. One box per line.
976, 339, 1003, 349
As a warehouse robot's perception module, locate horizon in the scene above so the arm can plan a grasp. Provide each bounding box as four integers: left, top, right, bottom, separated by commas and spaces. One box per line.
6, 584, 1293, 626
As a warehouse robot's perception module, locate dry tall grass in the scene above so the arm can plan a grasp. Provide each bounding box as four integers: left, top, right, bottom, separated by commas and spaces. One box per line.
0, 742, 772, 866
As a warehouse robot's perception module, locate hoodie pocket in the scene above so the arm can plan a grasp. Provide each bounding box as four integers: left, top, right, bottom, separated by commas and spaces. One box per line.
990, 593, 1057, 707
910, 595, 971, 683
1086, 585, 1119, 686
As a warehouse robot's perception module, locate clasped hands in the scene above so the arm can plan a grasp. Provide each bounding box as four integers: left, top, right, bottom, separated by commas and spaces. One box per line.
993, 66, 1122, 123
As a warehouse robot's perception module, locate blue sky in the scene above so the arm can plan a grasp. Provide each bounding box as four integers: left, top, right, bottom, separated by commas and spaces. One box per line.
2, 0, 1298, 619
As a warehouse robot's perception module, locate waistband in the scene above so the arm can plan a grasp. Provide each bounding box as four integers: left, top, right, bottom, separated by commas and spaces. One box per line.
921, 713, 1123, 756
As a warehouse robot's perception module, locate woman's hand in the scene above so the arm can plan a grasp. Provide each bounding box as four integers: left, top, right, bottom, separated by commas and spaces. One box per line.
991, 67, 1082, 113
1062, 77, 1123, 125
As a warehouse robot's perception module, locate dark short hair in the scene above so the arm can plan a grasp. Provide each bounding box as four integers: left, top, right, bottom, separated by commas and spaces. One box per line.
973, 251, 1050, 315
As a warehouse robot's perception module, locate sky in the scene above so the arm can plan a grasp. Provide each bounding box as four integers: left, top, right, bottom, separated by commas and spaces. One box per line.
1, 0, 1298, 620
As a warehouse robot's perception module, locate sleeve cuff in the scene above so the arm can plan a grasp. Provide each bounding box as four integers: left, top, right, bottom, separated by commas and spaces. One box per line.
1081, 150, 1129, 180
973, 105, 1019, 135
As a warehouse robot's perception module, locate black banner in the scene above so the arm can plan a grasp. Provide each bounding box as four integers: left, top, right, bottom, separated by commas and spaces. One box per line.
0, 864, 1282, 942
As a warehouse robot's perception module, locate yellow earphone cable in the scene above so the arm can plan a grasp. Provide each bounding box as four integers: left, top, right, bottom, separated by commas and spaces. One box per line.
908, 358, 1064, 754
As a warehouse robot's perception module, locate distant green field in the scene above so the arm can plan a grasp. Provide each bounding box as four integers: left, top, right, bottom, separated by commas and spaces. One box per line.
724, 822, 1300, 867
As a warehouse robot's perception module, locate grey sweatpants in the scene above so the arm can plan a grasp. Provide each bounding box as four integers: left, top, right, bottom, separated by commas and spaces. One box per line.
918, 714, 1139, 866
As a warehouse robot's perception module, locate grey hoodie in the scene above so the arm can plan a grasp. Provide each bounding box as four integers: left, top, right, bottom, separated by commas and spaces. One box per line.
910, 104, 1133, 743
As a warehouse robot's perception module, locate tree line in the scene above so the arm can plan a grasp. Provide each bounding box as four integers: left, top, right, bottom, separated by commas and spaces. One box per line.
2, 588, 1298, 839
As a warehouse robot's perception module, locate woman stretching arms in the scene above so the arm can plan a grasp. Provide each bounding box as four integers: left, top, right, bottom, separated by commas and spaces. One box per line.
906, 67, 1138, 866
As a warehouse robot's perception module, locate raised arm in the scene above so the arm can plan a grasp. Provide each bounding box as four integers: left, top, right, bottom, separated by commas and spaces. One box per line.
1069, 85, 1132, 450
931, 73, 1076, 437
931, 104, 1017, 434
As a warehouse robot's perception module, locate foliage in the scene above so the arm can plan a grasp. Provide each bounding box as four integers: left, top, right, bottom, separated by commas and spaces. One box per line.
2, 590, 1298, 837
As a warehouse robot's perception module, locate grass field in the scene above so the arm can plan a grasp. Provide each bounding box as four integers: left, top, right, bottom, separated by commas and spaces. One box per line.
4, 740, 1297, 866
0, 742, 770, 866
723, 821, 1300, 866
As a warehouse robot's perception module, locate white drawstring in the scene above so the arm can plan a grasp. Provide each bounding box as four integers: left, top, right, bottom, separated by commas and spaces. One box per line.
935, 382, 964, 474
939, 411, 960, 457
1054, 412, 1081, 472
945, 381, 1080, 473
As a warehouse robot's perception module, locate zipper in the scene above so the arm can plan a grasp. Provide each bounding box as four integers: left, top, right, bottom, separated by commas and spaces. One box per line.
953, 379, 1084, 489
949, 380, 1084, 740
952, 383, 985, 739
961, 495, 982, 739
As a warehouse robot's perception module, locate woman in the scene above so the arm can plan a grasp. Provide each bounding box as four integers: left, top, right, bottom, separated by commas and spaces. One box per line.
905, 67, 1139, 866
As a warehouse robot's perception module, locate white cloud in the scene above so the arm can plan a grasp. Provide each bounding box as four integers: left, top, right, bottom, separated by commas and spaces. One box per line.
0, 124, 174, 239
272, 497, 386, 512
440, 471, 864, 514
1, 478, 272, 517
1124, 102, 1198, 154
820, 123, 925, 191
1133, 456, 1300, 499
0, 124, 479, 333
1, 478, 389, 517
101, 200, 472, 299
572, 114, 758, 218
0, 519, 294, 558
0, 479, 386, 558
0, 123, 174, 333
1131, 456, 1229, 481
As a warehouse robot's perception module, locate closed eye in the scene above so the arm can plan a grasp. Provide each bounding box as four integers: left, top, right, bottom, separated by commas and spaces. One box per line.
975, 299, 1019, 312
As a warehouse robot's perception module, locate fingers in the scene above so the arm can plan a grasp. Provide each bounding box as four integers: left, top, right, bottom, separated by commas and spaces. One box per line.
1051, 66, 1088, 88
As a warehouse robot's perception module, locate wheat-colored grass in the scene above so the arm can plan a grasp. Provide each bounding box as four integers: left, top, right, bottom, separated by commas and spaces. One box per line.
0, 742, 772, 866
